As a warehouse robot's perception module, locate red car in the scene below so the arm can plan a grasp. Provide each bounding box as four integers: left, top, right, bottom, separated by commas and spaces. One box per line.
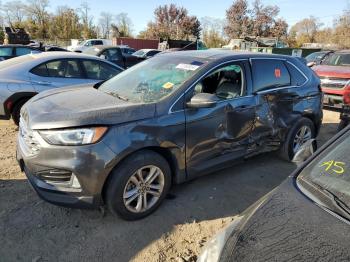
313, 50, 350, 110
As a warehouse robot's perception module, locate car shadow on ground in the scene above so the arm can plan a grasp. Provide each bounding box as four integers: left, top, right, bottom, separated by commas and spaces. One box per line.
0, 123, 340, 262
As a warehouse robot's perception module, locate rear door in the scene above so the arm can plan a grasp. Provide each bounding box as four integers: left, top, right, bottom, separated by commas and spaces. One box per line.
185, 60, 256, 177
249, 58, 307, 144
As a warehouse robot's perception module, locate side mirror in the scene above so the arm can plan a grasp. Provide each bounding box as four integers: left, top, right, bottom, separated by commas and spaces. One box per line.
186, 93, 218, 108
292, 139, 316, 166
307, 61, 316, 67
100, 54, 106, 60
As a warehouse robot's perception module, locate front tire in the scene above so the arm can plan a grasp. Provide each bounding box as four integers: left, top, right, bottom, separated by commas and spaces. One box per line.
105, 150, 171, 220
279, 117, 316, 161
11, 100, 28, 126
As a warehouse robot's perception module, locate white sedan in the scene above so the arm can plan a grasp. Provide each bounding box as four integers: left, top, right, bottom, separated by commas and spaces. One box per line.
0, 51, 123, 125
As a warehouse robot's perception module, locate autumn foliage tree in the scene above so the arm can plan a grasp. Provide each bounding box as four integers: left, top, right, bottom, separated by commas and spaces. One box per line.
201, 17, 226, 48
225, 0, 288, 39
139, 4, 201, 40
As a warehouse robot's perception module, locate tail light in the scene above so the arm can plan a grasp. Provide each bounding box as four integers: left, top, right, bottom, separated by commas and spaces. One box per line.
344, 81, 350, 105
5, 100, 13, 111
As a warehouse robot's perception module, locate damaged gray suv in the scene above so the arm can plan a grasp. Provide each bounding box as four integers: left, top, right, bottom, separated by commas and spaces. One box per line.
17, 50, 323, 220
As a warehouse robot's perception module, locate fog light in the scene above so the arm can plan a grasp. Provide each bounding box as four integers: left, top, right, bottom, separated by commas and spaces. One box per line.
71, 174, 81, 189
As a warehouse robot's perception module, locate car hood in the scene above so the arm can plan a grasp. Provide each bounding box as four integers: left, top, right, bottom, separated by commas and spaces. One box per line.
216, 178, 350, 261
22, 86, 156, 130
313, 65, 350, 79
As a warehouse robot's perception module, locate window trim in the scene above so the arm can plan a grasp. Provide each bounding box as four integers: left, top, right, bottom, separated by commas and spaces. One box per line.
250, 57, 292, 93
254, 60, 310, 95
169, 59, 249, 114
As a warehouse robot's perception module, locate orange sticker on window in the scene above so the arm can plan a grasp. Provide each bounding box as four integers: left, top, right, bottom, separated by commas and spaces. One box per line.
275, 68, 281, 78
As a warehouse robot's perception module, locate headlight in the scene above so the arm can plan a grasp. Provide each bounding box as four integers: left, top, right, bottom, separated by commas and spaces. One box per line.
197, 216, 244, 262
39, 127, 108, 145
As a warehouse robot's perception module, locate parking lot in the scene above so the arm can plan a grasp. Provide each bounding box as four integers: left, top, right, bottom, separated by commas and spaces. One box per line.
0, 110, 340, 262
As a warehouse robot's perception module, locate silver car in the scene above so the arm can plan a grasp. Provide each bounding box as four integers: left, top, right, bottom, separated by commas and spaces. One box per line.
0, 52, 123, 125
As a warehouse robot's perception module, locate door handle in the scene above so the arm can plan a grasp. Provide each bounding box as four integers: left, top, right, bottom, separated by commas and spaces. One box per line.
31, 80, 52, 86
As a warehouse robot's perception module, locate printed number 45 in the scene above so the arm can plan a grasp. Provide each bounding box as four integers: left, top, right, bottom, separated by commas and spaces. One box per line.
320, 160, 345, 174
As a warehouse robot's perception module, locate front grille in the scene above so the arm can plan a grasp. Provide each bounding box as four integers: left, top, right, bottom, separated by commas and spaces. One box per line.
19, 118, 41, 156
320, 76, 349, 89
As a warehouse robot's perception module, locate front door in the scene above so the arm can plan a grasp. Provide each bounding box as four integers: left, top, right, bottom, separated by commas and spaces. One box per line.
185, 61, 256, 177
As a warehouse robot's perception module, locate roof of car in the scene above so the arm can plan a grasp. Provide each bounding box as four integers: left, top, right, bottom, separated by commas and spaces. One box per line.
88, 45, 120, 51
159, 49, 293, 60
138, 49, 159, 52
334, 50, 350, 54
27, 51, 101, 60
0, 44, 39, 48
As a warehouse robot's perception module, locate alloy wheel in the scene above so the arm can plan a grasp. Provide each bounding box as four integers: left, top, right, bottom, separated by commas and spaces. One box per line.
293, 125, 312, 153
123, 165, 165, 213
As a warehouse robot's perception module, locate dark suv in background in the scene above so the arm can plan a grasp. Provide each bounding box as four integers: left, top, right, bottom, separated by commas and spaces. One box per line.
84, 46, 140, 69
17, 51, 322, 220
0, 44, 41, 61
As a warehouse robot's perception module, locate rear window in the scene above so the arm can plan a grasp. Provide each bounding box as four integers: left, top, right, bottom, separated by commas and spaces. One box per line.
285, 62, 307, 86
30, 63, 48, 77
252, 59, 291, 92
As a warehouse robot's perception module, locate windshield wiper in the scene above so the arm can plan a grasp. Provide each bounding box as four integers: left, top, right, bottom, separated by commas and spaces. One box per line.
109, 92, 129, 101
321, 187, 350, 218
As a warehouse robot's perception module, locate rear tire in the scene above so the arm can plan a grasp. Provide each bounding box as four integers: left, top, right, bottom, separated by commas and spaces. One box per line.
105, 150, 171, 220
11, 100, 28, 126
279, 117, 316, 161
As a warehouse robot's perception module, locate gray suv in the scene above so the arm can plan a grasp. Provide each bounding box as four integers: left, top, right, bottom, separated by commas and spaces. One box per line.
17, 50, 323, 220
0, 52, 123, 125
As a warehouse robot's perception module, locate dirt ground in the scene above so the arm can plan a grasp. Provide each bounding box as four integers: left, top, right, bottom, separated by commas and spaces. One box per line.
0, 110, 340, 262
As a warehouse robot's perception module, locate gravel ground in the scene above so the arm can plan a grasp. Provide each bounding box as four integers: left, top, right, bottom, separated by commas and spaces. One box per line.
0, 110, 340, 262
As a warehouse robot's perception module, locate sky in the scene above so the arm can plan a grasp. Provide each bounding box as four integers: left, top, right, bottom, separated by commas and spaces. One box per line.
4, 0, 350, 34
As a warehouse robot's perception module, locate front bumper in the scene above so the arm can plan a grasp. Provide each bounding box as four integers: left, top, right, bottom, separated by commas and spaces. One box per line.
16, 129, 117, 209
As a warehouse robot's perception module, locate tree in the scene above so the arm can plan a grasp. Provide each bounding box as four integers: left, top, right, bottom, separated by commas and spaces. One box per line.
3, 0, 26, 27
333, 10, 350, 48
141, 4, 201, 40
251, 0, 279, 37
115, 13, 133, 37
271, 18, 288, 39
49, 6, 81, 40
79, 1, 96, 39
224, 0, 251, 38
0, 1, 4, 43
201, 17, 226, 48
290, 16, 323, 45
24, 0, 50, 39
98, 12, 113, 38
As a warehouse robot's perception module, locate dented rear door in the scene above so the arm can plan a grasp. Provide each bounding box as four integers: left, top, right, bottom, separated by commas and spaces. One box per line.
249, 58, 304, 153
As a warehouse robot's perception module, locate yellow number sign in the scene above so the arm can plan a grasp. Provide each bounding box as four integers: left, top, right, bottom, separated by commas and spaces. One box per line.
320, 160, 345, 175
